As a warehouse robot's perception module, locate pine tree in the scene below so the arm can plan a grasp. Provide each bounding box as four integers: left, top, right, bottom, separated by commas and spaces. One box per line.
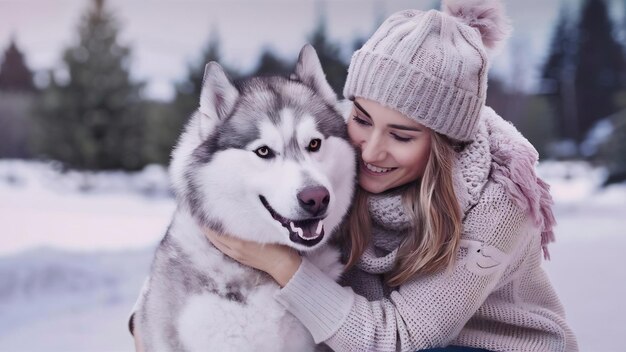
250, 48, 292, 77
175, 31, 242, 118
541, 6, 578, 142
575, 0, 625, 142
0, 38, 36, 93
0, 37, 36, 158
173, 32, 237, 122
34, 0, 145, 170
150, 31, 240, 165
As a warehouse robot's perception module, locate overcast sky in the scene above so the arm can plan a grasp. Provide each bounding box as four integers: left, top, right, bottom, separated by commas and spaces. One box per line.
0, 0, 623, 100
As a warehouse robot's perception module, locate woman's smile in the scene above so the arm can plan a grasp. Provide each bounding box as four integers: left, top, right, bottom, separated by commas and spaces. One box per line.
362, 160, 398, 175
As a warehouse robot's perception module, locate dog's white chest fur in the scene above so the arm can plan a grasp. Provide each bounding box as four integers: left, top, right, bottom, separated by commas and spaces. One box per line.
139, 210, 341, 352
177, 283, 310, 351
173, 212, 316, 351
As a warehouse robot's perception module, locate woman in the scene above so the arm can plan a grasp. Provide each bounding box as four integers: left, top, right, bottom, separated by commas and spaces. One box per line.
146, 0, 578, 351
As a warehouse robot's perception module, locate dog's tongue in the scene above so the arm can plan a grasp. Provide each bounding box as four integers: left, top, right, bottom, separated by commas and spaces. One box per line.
301, 221, 317, 239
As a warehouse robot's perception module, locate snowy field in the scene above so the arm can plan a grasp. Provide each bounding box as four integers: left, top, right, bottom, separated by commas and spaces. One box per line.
0, 159, 624, 351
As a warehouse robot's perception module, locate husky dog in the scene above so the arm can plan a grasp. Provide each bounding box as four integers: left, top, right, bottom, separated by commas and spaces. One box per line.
131, 45, 356, 351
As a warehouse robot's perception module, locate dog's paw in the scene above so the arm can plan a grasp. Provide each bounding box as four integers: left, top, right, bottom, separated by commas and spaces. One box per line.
305, 246, 344, 281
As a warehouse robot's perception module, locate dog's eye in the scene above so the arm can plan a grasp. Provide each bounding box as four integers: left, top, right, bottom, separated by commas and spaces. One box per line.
307, 139, 322, 152
254, 146, 274, 159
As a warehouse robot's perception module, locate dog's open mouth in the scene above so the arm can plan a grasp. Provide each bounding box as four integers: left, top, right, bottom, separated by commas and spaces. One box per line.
259, 196, 325, 247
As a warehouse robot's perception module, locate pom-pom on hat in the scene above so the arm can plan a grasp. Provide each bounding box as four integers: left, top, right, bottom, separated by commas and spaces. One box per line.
343, 0, 511, 141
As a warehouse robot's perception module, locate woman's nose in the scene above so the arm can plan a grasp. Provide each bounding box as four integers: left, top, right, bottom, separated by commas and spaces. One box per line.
360, 132, 386, 163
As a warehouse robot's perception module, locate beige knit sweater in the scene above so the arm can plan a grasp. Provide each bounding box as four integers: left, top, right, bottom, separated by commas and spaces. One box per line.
274, 108, 579, 352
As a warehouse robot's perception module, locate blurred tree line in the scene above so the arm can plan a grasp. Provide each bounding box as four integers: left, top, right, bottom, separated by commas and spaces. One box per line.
0, 0, 625, 183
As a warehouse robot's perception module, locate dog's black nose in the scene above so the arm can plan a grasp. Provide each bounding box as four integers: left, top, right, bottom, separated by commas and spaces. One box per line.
298, 186, 330, 216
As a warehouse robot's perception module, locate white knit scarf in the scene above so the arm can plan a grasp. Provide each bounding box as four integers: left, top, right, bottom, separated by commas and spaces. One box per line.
356, 191, 411, 274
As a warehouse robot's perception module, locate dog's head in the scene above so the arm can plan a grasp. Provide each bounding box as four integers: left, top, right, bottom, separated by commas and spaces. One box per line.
170, 44, 356, 251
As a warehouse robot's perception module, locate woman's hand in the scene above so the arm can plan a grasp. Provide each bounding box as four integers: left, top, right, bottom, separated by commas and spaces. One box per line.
205, 228, 302, 287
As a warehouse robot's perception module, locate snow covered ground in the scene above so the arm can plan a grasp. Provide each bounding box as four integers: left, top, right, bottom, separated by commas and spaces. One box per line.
0, 159, 624, 351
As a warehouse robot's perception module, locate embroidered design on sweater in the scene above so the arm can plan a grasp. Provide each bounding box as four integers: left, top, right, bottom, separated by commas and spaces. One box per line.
460, 239, 508, 276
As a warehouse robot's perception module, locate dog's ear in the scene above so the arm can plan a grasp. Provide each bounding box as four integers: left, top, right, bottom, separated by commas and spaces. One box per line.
199, 62, 239, 121
294, 44, 337, 105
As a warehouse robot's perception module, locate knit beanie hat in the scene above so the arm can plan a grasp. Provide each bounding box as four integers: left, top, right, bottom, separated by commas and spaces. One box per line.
343, 0, 511, 141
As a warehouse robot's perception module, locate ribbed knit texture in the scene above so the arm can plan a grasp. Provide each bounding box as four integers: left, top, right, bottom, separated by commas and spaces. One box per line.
274, 110, 579, 351
343, 9, 488, 141
275, 258, 355, 343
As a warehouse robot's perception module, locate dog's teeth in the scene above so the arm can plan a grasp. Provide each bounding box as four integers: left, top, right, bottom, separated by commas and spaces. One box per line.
292, 221, 317, 240
290, 222, 304, 238
315, 220, 324, 235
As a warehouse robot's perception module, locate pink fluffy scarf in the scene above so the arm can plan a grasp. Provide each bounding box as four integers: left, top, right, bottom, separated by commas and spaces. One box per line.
452, 107, 556, 259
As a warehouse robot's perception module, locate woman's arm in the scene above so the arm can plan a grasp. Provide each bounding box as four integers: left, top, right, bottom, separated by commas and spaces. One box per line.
205, 184, 531, 351
274, 249, 507, 351
276, 184, 531, 351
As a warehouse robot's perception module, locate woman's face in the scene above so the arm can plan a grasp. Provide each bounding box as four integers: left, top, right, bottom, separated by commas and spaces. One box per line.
347, 98, 432, 194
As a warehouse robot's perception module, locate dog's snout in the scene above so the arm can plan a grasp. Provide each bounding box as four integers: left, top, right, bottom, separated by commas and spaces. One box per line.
298, 186, 330, 216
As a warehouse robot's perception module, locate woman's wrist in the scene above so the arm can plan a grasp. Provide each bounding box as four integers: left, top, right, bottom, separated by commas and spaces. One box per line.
268, 251, 302, 287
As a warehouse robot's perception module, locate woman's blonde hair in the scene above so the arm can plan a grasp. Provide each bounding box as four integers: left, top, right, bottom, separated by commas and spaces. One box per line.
342, 132, 463, 287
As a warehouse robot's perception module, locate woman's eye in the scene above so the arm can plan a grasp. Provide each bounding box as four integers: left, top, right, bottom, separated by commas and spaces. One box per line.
254, 146, 274, 159
308, 138, 322, 152
352, 115, 371, 126
391, 133, 413, 143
